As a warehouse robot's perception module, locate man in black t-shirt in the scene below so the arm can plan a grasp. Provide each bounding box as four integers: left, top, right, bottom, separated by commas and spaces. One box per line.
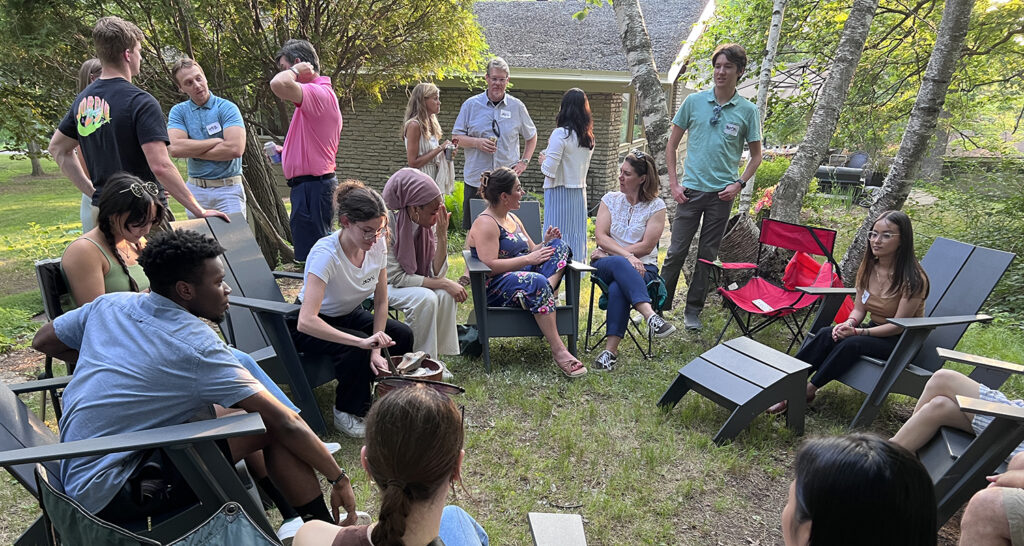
48, 16, 228, 227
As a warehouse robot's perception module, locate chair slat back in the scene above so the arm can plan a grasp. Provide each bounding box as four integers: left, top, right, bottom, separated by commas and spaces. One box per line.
35, 258, 68, 321
470, 199, 543, 243
171, 216, 274, 354
915, 237, 1015, 372
759, 219, 837, 258
0, 383, 60, 496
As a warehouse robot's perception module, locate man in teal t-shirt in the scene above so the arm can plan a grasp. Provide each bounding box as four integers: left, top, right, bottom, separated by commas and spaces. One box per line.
662, 43, 763, 330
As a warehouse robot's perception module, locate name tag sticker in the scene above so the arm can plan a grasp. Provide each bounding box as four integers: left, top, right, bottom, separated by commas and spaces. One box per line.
500, 109, 512, 119
206, 121, 222, 135
723, 123, 739, 137
862, 290, 870, 304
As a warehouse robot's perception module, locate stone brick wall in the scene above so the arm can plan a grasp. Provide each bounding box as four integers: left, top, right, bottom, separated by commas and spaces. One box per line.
332, 86, 624, 214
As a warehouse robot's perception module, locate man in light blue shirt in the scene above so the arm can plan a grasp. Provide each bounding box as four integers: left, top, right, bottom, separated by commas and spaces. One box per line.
662, 44, 763, 330
31, 229, 357, 528
452, 57, 537, 229
168, 57, 248, 218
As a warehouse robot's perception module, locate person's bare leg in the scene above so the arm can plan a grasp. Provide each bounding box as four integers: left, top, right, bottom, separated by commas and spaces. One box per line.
604, 335, 623, 354
891, 369, 979, 452
635, 302, 655, 320
959, 488, 1012, 546
535, 311, 572, 362
547, 270, 565, 292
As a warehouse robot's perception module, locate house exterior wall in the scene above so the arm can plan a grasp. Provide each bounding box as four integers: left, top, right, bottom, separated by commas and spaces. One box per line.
331, 86, 623, 214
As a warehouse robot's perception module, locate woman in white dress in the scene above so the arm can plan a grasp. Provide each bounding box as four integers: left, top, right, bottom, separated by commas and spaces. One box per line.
402, 82, 456, 194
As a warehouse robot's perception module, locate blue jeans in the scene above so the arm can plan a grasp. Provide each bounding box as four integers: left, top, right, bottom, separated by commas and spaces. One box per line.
593, 256, 658, 338
289, 176, 337, 261
439, 505, 489, 546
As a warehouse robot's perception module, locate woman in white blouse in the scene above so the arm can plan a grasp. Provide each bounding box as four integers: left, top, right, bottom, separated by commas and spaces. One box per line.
591, 150, 676, 371
539, 88, 594, 262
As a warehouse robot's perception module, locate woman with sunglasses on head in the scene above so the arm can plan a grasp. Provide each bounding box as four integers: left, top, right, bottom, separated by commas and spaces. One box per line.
382, 168, 465, 359
590, 151, 675, 371
403, 83, 456, 194
294, 383, 487, 546
61, 172, 165, 308
537, 88, 594, 263
466, 167, 586, 378
782, 434, 936, 546
767, 210, 929, 413
289, 180, 415, 438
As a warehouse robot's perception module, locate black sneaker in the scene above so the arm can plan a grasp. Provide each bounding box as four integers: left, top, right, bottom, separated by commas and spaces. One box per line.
594, 349, 617, 371
647, 313, 677, 338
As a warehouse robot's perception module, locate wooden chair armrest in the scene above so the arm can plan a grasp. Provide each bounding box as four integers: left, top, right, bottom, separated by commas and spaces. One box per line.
797, 286, 856, 295
271, 270, 303, 280
958, 395, 1024, 422
567, 260, 596, 273
938, 347, 1024, 375
462, 250, 492, 275
0, 413, 265, 467
888, 314, 993, 330
9, 376, 72, 395
228, 295, 300, 317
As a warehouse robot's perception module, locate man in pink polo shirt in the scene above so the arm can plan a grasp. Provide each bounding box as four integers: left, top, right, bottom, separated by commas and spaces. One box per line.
270, 39, 342, 261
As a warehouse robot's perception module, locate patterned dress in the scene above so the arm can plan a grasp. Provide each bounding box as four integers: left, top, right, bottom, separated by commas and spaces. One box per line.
471, 214, 572, 314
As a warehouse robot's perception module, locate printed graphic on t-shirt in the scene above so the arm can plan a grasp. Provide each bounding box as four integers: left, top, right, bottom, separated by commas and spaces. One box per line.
77, 96, 111, 137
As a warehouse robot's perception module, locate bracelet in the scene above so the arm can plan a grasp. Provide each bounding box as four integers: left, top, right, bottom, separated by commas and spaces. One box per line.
327, 469, 348, 485
289, 66, 300, 76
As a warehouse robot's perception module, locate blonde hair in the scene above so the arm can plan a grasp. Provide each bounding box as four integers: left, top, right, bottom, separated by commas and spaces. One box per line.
402, 82, 443, 141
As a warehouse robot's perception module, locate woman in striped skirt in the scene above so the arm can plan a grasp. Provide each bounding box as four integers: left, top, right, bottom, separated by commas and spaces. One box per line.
539, 88, 594, 262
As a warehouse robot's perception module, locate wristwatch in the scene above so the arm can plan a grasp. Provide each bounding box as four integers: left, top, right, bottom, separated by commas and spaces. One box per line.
734, 179, 746, 189
517, 158, 529, 165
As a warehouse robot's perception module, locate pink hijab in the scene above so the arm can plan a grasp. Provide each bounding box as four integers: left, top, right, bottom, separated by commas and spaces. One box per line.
382, 168, 442, 277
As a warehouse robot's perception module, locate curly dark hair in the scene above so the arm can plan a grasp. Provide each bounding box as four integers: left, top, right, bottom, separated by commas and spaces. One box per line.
139, 229, 225, 297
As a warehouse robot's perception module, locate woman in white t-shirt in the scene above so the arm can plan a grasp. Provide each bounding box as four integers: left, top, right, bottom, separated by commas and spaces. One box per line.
288, 180, 414, 438
590, 151, 676, 371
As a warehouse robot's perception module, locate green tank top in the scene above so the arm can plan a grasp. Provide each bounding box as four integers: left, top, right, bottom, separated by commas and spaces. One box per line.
61, 236, 150, 309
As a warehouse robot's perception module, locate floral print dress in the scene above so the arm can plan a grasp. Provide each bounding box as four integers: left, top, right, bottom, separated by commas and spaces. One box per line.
470, 214, 572, 314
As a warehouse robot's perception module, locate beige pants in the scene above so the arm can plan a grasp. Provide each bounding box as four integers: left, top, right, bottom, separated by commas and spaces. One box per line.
388, 285, 460, 357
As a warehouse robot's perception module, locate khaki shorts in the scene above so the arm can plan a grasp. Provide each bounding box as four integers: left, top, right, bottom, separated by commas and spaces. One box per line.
1006, 488, 1024, 546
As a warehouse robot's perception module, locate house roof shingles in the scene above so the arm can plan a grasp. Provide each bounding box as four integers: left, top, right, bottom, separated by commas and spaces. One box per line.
473, 0, 709, 74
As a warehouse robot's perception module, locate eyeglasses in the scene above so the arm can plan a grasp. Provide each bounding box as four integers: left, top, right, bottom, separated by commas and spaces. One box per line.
630, 149, 646, 160
491, 118, 502, 139
359, 220, 388, 241
710, 104, 723, 126
119, 181, 159, 197
868, 231, 899, 241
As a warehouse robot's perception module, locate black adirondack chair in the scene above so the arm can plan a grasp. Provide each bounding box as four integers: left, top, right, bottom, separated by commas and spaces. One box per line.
463, 199, 594, 371
798, 237, 1014, 429
32, 258, 72, 419
917, 348, 1024, 528
171, 214, 333, 434
0, 378, 273, 544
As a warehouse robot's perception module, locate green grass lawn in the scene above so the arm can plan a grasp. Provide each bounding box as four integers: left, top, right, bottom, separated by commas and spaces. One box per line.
1, 159, 1023, 543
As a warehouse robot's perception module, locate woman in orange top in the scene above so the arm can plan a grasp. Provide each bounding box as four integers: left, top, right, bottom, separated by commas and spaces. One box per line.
769, 210, 929, 413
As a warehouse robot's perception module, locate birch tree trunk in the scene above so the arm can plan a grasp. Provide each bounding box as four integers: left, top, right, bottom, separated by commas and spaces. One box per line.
839, 0, 977, 280
612, 0, 672, 197
769, 0, 880, 225
738, 0, 787, 216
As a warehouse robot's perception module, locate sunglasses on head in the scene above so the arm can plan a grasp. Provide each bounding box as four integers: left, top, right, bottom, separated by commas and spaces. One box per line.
119, 181, 159, 197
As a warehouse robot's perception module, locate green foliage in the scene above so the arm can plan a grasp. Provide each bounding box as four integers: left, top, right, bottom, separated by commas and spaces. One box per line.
753, 156, 790, 193
689, 0, 1024, 156
0, 291, 42, 352
445, 181, 466, 234
913, 160, 1024, 317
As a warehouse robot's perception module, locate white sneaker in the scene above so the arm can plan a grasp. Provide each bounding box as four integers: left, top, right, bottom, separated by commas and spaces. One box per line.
322, 442, 341, 455
332, 409, 366, 438
277, 517, 303, 543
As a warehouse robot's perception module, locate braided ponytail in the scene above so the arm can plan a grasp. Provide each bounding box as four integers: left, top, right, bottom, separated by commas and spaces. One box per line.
99, 220, 139, 292
365, 386, 464, 546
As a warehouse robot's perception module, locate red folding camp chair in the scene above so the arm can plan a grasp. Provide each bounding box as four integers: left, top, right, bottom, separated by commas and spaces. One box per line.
703, 218, 843, 352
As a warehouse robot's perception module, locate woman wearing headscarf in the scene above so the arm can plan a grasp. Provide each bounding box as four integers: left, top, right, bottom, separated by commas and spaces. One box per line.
382, 168, 466, 357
